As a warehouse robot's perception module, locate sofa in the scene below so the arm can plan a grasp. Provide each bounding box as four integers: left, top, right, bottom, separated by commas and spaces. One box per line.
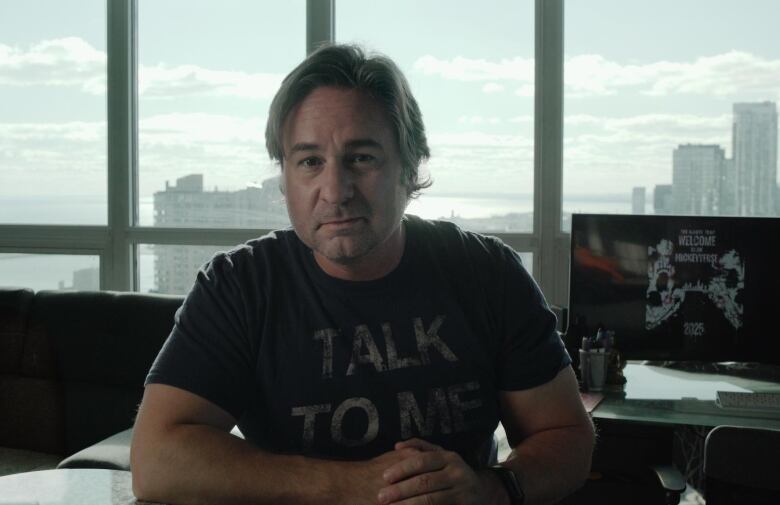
0, 287, 184, 476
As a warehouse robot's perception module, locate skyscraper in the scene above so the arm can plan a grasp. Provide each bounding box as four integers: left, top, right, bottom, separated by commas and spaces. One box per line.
653, 184, 672, 215
672, 144, 724, 215
153, 174, 289, 294
719, 157, 737, 216
733, 102, 778, 216
632, 187, 646, 214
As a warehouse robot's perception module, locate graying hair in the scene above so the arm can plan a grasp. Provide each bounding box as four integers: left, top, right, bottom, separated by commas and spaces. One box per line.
265, 44, 432, 198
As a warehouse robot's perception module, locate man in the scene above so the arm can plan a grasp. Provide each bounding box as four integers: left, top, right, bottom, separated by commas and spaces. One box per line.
131, 44, 594, 505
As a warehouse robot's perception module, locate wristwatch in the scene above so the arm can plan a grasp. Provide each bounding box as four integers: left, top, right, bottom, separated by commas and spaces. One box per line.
488, 465, 525, 505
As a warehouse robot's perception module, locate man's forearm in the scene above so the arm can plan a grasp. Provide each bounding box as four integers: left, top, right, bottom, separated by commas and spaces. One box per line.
501, 421, 595, 505
132, 424, 370, 505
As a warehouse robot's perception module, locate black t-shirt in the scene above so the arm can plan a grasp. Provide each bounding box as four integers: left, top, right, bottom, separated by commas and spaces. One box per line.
146, 215, 570, 467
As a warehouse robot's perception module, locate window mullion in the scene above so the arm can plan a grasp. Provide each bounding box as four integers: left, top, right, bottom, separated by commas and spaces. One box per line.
307, 0, 335, 54
534, 0, 565, 304
106, 0, 137, 291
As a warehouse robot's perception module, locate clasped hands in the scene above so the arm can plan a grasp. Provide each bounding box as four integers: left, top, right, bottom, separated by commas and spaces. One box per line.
370, 438, 493, 505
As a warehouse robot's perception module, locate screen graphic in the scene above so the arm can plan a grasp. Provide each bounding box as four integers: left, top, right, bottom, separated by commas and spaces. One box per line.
569, 214, 779, 363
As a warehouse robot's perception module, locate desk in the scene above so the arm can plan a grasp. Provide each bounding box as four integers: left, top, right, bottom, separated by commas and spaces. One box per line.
587, 362, 780, 492
0, 469, 158, 505
592, 363, 780, 429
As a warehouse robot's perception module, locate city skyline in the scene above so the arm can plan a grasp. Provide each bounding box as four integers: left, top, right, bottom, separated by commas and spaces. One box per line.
3, 1, 780, 227
640, 101, 780, 218
3, 1, 780, 294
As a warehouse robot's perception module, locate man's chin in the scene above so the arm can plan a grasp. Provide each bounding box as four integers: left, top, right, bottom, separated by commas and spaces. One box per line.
314, 237, 374, 265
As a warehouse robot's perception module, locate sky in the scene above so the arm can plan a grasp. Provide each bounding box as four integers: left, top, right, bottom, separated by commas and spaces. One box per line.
1, 0, 779, 226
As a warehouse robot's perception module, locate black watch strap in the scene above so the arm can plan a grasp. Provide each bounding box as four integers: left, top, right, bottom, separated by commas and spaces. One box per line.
488, 465, 525, 505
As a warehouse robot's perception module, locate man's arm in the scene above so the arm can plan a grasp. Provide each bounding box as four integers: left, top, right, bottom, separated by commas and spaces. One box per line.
497, 366, 595, 504
131, 383, 416, 505
378, 366, 594, 505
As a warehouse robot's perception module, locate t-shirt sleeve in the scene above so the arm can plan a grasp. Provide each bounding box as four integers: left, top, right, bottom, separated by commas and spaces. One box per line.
493, 243, 571, 391
145, 251, 256, 420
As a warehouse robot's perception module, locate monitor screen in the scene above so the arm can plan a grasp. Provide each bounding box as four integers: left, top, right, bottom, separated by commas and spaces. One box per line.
568, 213, 780, 364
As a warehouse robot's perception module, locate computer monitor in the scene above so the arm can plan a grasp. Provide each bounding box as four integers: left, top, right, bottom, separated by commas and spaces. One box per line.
567, 213, 780, 364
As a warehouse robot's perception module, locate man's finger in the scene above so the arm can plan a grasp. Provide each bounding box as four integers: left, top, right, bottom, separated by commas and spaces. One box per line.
382, 451, 446, 484
394, 438, 441, 452
377, 471, 452, 505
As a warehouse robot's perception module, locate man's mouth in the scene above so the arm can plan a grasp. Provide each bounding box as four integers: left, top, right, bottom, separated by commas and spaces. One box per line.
319, 217, 365, 229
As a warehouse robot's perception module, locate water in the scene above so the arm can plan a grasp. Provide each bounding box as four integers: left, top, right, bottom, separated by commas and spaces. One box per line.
0, 193, 635, 226
1, 193, 636, 292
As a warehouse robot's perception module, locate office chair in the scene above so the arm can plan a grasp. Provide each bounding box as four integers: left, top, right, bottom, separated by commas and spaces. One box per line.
557, 465, 684, 505
558, 419, 685, 505
703, 425, 780, 505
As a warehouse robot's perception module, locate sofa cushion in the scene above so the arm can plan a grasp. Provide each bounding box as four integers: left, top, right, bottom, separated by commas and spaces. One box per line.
57, 428, 133, 470
22, 290, 183, 455
0, 375, 65, 455
0, 288, 34, 375
58, 426, 245, 471
23, 290, 183, 384
0, 446, 60, 477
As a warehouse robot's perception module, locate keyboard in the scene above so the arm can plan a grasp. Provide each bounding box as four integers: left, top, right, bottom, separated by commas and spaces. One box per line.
715, 391, 780, 412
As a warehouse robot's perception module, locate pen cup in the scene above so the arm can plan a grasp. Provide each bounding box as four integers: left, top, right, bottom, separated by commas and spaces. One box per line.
587, 351, 607, 391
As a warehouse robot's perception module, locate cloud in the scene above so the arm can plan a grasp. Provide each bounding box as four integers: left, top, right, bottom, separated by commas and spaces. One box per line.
429, 131, 532, 148
139, 64, 283, 100
565, 112, 731, 135
456, 116, 502, 125
562, 113, 734, 193
0, 121, 107, 196
565, 51, 780, 98
509, 115, 534, 124
0, 120, 106, 143
0, 115, 278, 197
514, 84, 535, 97
414, 55, 534, 82
0, 37, 284, 99
140, 113, 266, 144
414, 51, 780, 99
481, 82, 505, 94
0, 37, 106, 93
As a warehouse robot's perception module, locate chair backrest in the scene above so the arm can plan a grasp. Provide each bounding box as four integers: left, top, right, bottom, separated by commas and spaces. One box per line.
0, 288, 184, 456
704, 425, 780, 505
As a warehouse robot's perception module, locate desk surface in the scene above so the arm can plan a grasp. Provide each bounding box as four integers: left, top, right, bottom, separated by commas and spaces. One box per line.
0, 469, 158, 505
592, 363, 780, 429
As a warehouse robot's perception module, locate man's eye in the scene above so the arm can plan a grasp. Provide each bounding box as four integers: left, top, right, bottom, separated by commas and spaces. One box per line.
351, 154, 376, 164
300, 157, 321, 168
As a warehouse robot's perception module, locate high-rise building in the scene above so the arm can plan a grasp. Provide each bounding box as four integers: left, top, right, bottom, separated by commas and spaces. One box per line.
653, 184, 673, 215
672, 144, 725, 215
719, 157, 737, 216
733, 102, 778, 216
58, 267, 100, 290
631, 187, 646, 214
153, 174, 289, 294
154, 174, 289, 228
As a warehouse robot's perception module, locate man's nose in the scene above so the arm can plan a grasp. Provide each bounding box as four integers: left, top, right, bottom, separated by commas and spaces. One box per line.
319, 162, 355, 205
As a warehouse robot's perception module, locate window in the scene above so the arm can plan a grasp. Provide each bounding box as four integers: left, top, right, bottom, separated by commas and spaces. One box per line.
137, 0, 304, 229
337, 0, 535, 234
1, 0, 560, 296
562, 0, 780, 231
0, 253, 100, 291
138, 243, 226, 294
0, 0, 107, 225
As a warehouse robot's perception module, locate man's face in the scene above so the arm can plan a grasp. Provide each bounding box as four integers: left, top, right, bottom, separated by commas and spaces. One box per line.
281, 86, 409, 278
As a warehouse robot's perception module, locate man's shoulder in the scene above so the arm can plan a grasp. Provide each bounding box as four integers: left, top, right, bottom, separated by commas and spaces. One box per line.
405, 214, 508, 259
205, 228, 301, 273
242, 227, 299, 254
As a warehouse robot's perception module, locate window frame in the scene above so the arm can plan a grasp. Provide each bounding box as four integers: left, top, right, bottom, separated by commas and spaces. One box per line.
0, 0, 570, 306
